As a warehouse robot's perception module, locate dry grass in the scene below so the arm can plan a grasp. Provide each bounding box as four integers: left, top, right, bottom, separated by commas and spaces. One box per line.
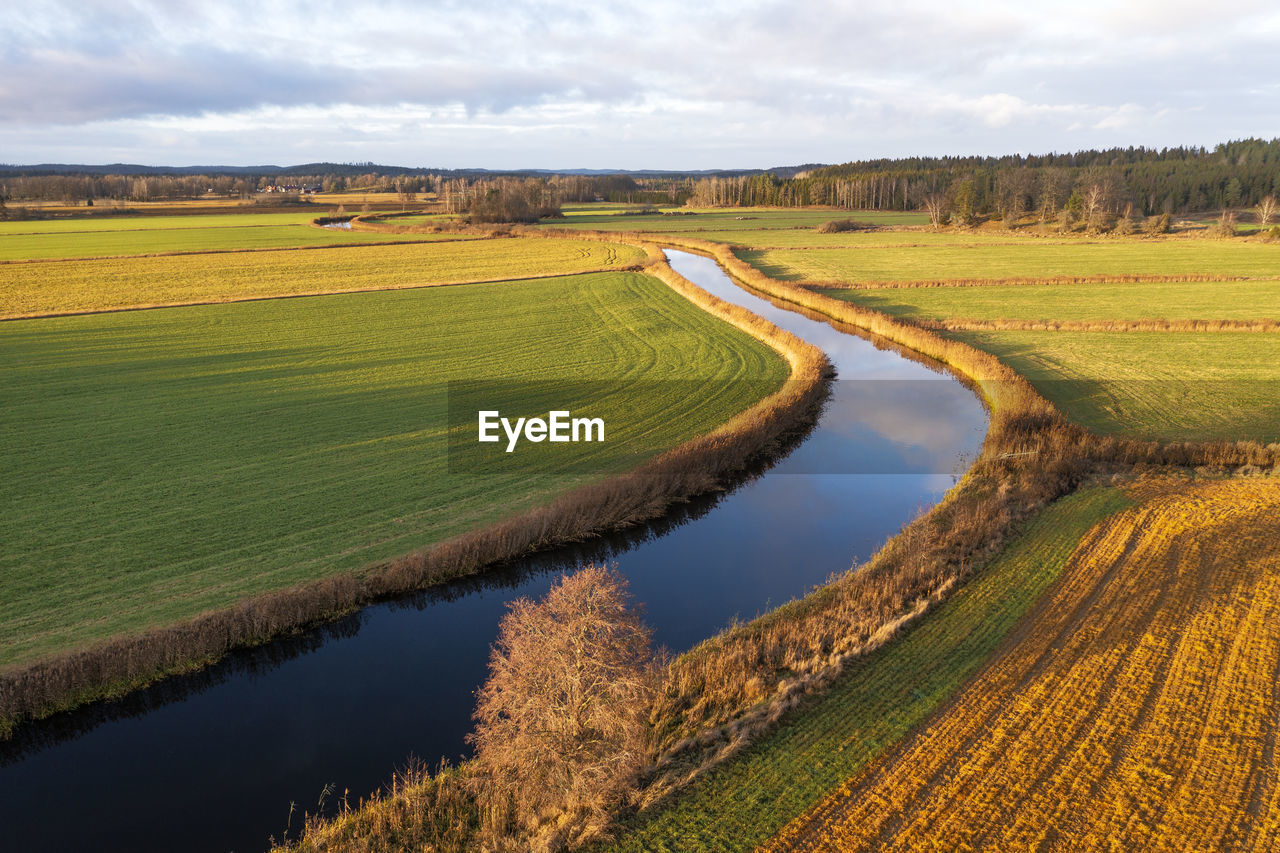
766, 475, 1280, 852
808, 272, 1251, 290
920, 317, 1280, 332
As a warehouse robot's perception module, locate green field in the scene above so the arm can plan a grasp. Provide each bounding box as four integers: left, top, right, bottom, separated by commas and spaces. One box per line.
542, 208, 929, 233
820, 279, 1280, 324
0, 237, 644, 318
950, 330, 1280, 441
0, 212, 325, 233
358, 213, 462, 227
0, 271, 788, 669
610, 487, 1131, 852
743, 240, 1280, 284
0, 223, 461, 261
653, 229, 1064, 249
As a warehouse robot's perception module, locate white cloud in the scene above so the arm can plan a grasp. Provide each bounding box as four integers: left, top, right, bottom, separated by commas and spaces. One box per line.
0, 1, 1276, 167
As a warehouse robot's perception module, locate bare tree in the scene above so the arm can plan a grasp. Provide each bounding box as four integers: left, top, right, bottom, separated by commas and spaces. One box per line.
1257, 195, 1278, 227
1076, 171, 1117, 233
1035, 166, 1072, 222
920, 193, 949, 229
469, 566, 658, 848
994, 168, 1034, 224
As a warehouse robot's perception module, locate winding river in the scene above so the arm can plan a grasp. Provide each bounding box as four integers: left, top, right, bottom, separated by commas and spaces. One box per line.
0, 250, 987, 852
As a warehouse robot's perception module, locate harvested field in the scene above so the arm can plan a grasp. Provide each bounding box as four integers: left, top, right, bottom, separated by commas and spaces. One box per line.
768, 475, 1280, 853
0, 236, 643, 318
542, 209, 928, 234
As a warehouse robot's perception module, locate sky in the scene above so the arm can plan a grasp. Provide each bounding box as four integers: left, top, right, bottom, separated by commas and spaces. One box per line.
3, 0, 1278, 170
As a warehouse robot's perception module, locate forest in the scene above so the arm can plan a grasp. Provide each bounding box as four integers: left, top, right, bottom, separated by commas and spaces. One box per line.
684, 138, 1280, 217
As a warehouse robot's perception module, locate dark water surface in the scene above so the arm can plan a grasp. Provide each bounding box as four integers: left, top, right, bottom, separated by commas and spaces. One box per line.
0, 250, 987, 852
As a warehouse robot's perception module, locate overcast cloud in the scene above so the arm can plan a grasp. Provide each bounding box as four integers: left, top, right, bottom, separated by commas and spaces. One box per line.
2, 0, 1277, 168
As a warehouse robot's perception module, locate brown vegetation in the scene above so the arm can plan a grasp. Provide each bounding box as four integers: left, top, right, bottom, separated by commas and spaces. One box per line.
468, 179, 562, 224
917, 317, 1280, 333
765, 476, 1280, 852
807, 271, 1251, 291
470, 567, 658, 850
815, 219, 876, 233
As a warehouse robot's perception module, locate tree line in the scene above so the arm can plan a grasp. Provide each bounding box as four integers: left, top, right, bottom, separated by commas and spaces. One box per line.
0, 169, 688, 208
683, 138, 1280, 218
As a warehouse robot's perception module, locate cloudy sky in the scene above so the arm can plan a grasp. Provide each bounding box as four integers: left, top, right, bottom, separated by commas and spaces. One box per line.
3, 1, 1278, 169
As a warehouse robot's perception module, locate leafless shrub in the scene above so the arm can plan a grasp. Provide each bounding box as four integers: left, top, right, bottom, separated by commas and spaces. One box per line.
815, 219, 872, 234
1215, 210, 1238, 238
470, 566, 659, 850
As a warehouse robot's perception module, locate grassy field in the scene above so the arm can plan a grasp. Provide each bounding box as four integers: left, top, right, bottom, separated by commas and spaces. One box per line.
770, 476, 1280, 852
11, 193, 410, 214
0, 222, 459, 260
821, 279, 1280, 324
948, 330, 1280, 441
361, 213, 461, 227
0, 270, 788, 670
610, 487, 1131, 852
0, 237, 644, 318
743, 240, 1280, 284
0, 212, 333, 233
658, 229, 1067, 249
542, 208, 929, 233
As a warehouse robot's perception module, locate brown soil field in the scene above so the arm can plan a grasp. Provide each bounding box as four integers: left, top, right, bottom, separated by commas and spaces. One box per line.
765, 475, 1280, 852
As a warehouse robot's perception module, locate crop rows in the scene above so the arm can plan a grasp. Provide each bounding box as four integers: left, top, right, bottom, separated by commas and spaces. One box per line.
769, 477, 1280, 852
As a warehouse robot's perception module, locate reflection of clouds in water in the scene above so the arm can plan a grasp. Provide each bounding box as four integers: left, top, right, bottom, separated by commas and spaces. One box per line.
824, 340, 939, 381
667, 250, 988, 476
827, 381, 982, 452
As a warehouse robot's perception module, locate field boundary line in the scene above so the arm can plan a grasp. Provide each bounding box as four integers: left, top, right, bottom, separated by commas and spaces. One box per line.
919, 317, 1280, 333
802, 272, 1257, 290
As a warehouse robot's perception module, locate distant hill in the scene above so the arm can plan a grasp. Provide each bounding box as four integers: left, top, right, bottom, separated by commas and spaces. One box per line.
0, 162, 826, 179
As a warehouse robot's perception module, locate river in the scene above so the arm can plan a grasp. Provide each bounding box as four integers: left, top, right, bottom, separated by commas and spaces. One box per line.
0, 250, 987, 852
